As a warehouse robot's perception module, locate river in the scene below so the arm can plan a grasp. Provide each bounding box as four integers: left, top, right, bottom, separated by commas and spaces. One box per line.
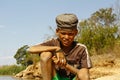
0, 76, 24, 80
0, 76, 40, 80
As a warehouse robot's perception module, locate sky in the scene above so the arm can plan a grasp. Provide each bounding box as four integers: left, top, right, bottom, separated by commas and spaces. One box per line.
0, 0, 118, 66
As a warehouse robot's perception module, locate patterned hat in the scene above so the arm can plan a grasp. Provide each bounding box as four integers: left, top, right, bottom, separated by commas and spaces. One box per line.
56, 13, 78, 29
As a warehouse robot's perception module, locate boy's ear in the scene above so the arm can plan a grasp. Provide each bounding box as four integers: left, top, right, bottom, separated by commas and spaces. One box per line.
56, 28, 59, 36
75, 29, 78, 35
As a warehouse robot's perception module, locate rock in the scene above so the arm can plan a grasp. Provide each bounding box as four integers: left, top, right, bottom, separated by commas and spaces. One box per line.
15, 62, 42, 79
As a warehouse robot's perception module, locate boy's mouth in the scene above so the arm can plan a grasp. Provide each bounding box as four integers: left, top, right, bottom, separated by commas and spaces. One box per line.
62, 41, 71, 46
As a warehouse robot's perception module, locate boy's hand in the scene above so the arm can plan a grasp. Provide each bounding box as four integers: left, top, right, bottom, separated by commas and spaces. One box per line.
52, 55, 66, 67
55, 48, 66, 66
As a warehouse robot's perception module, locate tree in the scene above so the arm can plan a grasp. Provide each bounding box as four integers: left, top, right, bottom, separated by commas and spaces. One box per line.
14, 45, 29, 66
77, 8, 118, 55
14, 45, 40, 66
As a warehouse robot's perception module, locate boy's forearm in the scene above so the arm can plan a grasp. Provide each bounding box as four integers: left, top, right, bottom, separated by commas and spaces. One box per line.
65, 64, 79, 75
28, 45, 60, 53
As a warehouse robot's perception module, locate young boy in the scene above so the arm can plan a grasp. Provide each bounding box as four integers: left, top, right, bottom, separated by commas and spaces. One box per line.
28, 13, 92, 80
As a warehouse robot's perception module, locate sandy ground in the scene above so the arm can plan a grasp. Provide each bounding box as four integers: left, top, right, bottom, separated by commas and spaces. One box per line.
95, 74, 120, 80
89, 53, 120, 80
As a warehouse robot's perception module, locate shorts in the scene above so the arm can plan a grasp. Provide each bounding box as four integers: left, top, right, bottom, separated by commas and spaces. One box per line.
52, 73, 76, 80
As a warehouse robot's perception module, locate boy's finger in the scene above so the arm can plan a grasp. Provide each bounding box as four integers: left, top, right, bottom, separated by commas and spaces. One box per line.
52, 56, 57, 60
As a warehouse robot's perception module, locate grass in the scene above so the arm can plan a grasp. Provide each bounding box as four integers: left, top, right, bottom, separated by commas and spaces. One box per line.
0, 65, 26, 75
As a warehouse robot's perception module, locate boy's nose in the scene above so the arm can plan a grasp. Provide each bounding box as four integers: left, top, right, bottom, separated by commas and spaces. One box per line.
64, 35, 69, 39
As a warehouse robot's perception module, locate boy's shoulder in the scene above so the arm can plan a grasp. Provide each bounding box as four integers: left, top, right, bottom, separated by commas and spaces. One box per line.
76, 42, 87, 49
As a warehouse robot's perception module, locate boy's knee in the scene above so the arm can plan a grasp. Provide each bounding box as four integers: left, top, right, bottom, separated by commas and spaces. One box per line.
40, 52, 52, 62
77, 74, 89, 80
77, 68, 90, 80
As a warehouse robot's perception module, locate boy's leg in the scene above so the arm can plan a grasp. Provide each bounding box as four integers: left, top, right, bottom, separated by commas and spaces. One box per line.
52, 61, 59, 80
40, 52, 53, 80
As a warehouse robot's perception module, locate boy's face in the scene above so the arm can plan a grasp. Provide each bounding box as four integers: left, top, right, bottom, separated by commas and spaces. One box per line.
56, 28, 78, 47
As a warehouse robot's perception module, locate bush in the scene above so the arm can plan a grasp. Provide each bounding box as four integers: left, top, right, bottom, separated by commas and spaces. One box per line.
77, 25, 118, 55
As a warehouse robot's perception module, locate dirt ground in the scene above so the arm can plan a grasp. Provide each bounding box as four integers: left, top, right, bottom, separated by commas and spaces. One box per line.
89, 53, 120, 80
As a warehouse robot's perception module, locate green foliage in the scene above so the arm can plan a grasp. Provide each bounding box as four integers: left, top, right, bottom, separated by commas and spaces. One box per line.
77, 8, 118, 55
0, 65, 26, 75
14, 45, 40, 66
14, 45, 29, 66
91, 8, 116, 26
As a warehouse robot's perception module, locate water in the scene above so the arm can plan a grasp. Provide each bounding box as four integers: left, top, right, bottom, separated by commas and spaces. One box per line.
0, 76, 41, 80
0, 76, 22, 80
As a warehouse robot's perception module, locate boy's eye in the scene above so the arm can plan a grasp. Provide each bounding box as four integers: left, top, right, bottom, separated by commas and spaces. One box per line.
60, 32, 74, 36
68, 33, 74, 36
60, 32, 66, 35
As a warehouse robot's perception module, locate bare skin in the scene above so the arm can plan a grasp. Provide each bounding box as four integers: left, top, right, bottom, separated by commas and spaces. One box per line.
28, 45, 60, 53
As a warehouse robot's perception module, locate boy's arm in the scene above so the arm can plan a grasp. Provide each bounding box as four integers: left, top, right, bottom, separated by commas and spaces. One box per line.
52, 56, 78, 74
65, 64, 89, 77
65, 63, 79, 74
27, 45, 61, 53
27, 45, 66, 64
52, 56, 89, 76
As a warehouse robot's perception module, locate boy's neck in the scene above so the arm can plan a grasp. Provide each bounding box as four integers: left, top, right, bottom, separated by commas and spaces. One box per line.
60, 41, 75, 53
